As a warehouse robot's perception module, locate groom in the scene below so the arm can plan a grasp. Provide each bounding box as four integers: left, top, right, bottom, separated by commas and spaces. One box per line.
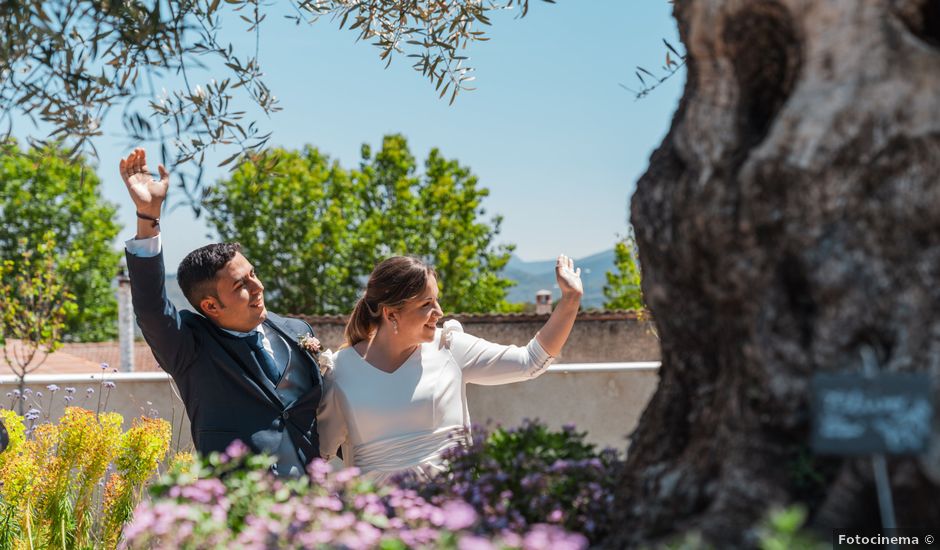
121, 148, 324, 476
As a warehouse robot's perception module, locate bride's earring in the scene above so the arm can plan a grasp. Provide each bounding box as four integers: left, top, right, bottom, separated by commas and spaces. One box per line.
392, 320, 399, 334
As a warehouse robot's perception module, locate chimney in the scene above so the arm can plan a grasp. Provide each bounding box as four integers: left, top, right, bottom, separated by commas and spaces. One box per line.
535, 289, 553, 315
116, 259, 135, 372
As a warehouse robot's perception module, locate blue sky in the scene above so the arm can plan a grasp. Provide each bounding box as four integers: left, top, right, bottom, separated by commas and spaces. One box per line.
16, 1, 684, 271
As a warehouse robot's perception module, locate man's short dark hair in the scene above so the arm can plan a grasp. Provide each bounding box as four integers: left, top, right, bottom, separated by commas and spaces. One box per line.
177, 242, 242, 314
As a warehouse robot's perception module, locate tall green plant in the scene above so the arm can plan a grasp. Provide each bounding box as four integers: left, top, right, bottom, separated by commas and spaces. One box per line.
0, 140, 121, 341
206, 135, 520, 314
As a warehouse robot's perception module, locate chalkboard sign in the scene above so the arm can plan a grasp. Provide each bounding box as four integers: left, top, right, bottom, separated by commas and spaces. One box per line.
811, 372, 934, 455
0, 419, 8, 454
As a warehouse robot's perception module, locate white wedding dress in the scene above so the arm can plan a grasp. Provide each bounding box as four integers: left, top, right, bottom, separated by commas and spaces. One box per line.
317, 320, 554, 484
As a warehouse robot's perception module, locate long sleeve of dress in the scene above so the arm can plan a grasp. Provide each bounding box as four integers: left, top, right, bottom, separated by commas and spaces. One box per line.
443, 320, 554, 386
316, 364, 349, 462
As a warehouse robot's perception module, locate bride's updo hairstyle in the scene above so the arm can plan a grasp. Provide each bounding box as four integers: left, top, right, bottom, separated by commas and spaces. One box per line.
344, 256, 437, 346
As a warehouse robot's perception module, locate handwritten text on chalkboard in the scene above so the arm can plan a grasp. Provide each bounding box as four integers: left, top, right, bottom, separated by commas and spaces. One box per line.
811, 373, 934, 455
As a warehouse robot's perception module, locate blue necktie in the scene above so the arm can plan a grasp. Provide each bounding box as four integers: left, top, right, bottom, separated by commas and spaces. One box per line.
244, 331, 281, 385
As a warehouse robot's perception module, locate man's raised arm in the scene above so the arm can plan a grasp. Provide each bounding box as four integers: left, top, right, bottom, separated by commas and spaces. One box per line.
121, 148, 196, 375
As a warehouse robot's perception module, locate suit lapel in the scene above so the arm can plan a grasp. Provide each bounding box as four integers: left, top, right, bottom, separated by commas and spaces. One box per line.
264, 314, 322, 385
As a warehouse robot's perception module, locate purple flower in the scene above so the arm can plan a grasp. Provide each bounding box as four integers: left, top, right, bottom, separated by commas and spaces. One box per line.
46, 384, 60, 392
22, 388, 32, 397
103, 380, 116, 389
86, 388, 95, 394
312, 495, 343, 512
459, 535, 497, 550
306, 459, 332, 483
65, 387, 76, 394
170, 478, 227, 505
224, 439, 249, 460
100, 362, 109, 370
442, 500, 478, 531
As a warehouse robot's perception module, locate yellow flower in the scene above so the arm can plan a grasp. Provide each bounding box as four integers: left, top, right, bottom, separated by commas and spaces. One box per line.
0, 409, 25, 472
58, 407, 97, 466
116, 417, 171, 486
102, 472, 130, 549
0, 445, 38, 510
168, 451, 197, 475
25, 423, 62, 514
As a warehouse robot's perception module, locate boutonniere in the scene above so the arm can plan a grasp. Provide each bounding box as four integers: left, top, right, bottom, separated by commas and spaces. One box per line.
298, 333, 322, 355
299, 333, 333, 376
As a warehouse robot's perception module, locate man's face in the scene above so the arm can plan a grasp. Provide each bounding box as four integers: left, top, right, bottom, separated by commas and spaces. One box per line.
200, 252, 267, 332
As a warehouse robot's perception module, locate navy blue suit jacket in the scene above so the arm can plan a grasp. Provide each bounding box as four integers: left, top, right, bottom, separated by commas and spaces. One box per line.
125, 250, 322, 469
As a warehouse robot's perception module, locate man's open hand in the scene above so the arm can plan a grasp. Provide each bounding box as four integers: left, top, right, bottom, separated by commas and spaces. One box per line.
119, 148, 168, 217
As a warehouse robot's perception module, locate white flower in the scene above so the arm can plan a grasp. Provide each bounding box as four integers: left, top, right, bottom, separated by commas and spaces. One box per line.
440, 319, 464, 349
318, 349, 335, 376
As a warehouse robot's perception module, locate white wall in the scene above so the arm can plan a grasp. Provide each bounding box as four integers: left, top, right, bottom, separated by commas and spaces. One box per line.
1, 363, 660, 456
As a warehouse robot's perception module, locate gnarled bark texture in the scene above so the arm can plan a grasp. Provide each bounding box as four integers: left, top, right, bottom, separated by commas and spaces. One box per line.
612, 0, 940, 547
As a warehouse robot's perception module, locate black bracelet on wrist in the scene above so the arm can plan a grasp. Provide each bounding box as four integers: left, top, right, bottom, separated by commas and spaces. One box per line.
136, 211, 160, 228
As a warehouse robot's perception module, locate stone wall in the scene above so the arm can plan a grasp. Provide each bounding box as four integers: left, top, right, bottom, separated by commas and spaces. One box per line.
298, 311, 661, 363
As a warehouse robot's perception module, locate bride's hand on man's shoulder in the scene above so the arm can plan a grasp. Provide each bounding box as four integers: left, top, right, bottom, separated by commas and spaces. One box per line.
555, 254, 583, 299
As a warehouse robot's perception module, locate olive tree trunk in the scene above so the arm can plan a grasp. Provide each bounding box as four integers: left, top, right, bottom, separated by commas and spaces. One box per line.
613, 0, 940, 546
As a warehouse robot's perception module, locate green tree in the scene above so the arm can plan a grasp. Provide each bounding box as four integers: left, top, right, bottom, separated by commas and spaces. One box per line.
603, 230, 644, 310
0, 140, 121, 341
204, 146, 364, 315
0, 232, 75, 410
0, 0, 549, 200
356, 135, 519, 314
205, 135, 519, 314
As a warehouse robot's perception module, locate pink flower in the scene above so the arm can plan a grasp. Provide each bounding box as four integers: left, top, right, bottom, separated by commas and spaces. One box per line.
298, 333, 322, 354
442, 500, 478, 531
224, 439, 249, 460
459, 535, 497, 550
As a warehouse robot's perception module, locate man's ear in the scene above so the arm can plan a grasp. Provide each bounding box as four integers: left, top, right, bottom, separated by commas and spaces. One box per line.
200, 296, 223, 319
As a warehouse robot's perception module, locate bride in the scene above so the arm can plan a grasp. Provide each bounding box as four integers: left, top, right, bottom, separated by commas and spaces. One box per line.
318, 254, 582, 483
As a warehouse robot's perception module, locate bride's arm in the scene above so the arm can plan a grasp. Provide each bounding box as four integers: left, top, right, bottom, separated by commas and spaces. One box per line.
533, 254, 583, 356
449, 255, 582, 385
316, 364, 348, 461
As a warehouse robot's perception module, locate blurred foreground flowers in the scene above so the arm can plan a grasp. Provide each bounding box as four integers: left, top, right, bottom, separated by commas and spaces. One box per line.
123, 424, 601, 550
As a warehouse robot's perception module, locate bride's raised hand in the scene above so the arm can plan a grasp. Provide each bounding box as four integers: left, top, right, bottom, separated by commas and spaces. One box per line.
555, 254, 583, 299
119, 147, 169, 217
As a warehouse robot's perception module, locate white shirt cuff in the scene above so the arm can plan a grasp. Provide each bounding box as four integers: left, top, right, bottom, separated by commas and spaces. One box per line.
526, 336, 554, 376
125, 234, 162, 258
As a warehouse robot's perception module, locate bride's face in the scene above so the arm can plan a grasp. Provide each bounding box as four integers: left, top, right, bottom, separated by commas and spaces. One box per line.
392, 274, 444, 344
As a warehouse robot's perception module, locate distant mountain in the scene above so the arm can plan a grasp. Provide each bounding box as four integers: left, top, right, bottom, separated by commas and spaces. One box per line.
164, 274, 192, 312
504, 249, 615, 309
163, 248, 617, 313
